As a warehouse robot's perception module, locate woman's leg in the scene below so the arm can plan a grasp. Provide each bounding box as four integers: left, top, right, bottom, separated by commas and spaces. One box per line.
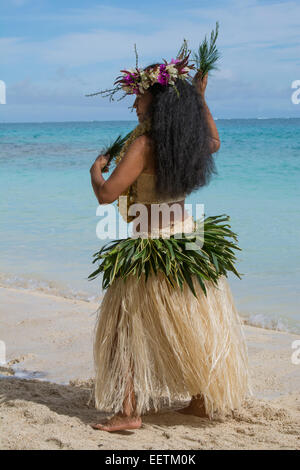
91, 370, 142, 432
91, 307, 142, 432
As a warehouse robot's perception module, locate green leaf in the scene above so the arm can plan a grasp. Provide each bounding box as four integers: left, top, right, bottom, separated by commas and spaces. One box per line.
88, 213, 242, 296
211, 253, 219, 273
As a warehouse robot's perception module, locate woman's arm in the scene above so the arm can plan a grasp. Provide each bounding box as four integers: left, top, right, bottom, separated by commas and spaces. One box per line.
90, 135, 150, 205
193, 71, 221, 153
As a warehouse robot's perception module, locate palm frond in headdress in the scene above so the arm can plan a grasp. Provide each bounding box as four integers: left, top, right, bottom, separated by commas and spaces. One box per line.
176, 38, 191, 60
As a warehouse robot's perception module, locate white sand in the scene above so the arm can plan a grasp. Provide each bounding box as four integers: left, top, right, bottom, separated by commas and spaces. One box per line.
0, 286, 299, 450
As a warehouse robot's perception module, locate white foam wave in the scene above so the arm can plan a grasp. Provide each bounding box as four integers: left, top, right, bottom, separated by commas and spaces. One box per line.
1, 273, 298, 334
0, 272, 101, 303
243, 313, 296, 333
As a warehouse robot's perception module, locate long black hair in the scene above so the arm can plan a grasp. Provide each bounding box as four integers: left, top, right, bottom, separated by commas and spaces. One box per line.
145, 67, 217, 198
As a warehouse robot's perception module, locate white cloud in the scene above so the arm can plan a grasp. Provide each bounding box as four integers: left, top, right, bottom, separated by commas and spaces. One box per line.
186, 0, 300, 45
1, 0, 299, 119
1, 0, 299, 71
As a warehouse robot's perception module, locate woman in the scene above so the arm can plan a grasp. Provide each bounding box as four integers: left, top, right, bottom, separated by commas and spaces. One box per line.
89, 57, 250, 432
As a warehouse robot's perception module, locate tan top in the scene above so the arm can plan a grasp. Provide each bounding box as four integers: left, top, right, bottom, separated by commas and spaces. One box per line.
129, 172, 194, 237
131, 172, 186, 204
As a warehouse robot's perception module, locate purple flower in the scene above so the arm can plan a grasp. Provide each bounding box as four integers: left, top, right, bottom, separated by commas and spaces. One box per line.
154, 63, 170, 85
157, 69, 170, 86
124, 74, 134, 84
157, 75, 168, 85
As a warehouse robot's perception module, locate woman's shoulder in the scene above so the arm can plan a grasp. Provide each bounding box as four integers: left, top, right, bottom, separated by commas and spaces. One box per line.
129, 134, 155, 169
118, 133, 155, 175
122, 134, 153, 159
133, 134, 153, 150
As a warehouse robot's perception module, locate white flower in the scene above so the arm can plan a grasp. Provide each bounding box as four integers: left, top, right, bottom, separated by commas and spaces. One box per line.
181, 67, 191, 74
149, 68, 159, 80
143, 81, 150, 89
166, 64, 178, 77
137, 73, 149, 91
127, 68, 138, 75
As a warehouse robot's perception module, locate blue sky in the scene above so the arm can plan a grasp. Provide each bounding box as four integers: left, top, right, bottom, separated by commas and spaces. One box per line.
0, 0, 299, 122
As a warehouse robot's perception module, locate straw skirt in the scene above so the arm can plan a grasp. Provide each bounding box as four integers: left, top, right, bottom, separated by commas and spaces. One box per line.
93, 216, 251, 418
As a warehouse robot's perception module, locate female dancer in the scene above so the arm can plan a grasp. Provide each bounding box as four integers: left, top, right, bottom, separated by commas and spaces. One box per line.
89, 56, 250, 432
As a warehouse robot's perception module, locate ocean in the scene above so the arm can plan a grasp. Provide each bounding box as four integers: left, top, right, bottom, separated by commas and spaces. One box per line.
0, 119, 299, 333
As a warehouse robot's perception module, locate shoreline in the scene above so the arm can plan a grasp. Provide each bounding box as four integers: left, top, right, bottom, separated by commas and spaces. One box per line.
1, 284, 300, 449
0, 280, 298, 335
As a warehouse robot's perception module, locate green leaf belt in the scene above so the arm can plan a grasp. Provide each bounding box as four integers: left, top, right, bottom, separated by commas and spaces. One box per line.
88, 215, 242, 298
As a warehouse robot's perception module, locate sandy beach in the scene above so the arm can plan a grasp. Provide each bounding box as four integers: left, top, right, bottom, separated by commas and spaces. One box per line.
0, 285, 299, 450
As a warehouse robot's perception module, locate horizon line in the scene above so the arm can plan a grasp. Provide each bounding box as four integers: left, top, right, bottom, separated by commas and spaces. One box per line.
1, 117, 300, 124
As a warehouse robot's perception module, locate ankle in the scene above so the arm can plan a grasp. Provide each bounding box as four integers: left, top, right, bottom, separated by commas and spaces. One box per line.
117, 410, 140, 419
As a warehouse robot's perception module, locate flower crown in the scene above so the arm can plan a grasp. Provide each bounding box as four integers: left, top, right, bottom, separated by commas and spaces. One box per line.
117, 54, 194, 97
87, 26, 220, 102
86, 41, 195, 101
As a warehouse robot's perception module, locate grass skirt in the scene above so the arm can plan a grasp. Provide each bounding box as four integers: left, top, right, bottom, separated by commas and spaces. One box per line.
93, 216, 251, 418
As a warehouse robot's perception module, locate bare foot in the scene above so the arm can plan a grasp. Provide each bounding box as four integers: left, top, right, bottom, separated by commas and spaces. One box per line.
177, 396, 209, 418
90, 413, 142, 432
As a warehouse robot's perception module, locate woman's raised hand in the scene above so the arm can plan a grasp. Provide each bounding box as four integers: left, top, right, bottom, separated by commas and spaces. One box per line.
193, 70, 208, 98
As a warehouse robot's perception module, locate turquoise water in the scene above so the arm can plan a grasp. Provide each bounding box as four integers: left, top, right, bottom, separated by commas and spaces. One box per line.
0, 119, 300, 332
